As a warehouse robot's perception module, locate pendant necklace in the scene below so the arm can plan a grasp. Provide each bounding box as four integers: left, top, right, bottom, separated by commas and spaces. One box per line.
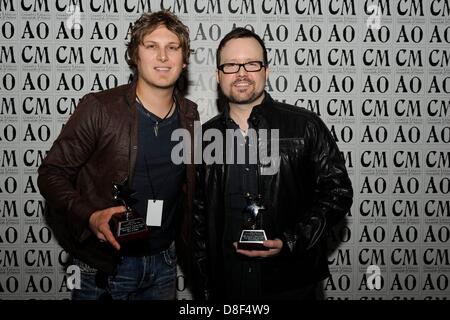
136, 95, 175, 137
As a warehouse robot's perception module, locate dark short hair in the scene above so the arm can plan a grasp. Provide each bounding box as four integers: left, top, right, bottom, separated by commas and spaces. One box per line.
126, 10, 190, 74
216, 27, 268, 68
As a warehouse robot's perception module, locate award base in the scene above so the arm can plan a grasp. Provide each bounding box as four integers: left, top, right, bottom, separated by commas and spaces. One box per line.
237, 230, 269, 251
110, 211, 150, 244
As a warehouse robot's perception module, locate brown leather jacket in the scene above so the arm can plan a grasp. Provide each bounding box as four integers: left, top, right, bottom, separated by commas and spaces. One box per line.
38, 81, 199, 275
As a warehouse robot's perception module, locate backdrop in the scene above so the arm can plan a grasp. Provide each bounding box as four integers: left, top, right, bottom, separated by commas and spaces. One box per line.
0, 0, 449, 300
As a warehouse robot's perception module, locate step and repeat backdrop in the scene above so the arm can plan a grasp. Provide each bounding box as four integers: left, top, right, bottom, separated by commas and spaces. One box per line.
0, 0, 449, 300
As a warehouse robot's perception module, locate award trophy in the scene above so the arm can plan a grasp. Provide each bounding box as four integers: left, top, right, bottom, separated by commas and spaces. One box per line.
109, 182, 150, 243
237, 194, 269, 251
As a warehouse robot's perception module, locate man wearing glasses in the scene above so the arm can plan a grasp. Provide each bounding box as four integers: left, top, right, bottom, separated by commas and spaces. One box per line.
193, 28, 353, 300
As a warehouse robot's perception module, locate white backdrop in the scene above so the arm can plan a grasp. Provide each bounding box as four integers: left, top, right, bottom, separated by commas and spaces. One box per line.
0, 0, 449, 300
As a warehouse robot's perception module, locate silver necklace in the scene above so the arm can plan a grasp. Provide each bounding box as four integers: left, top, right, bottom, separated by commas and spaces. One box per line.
136, 96, 175, 136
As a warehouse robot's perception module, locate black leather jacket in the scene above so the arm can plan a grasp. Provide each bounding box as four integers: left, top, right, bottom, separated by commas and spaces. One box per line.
193, 93, 353, 299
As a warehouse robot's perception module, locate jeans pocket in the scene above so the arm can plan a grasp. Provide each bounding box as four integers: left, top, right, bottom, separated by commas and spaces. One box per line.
162, 242, 177, 267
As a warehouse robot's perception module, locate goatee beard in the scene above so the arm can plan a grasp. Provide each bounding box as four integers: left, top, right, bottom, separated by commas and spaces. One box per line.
227, 90, 264, 105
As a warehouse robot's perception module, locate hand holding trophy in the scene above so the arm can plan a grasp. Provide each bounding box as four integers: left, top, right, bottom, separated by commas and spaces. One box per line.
109, 182, 150, 243
237, 193, 269, 251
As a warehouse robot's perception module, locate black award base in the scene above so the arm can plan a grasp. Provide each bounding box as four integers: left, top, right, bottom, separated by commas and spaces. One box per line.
110, 211, 150, 244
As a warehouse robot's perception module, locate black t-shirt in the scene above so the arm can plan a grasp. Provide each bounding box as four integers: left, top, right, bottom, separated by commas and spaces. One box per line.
125, 100, 185, 255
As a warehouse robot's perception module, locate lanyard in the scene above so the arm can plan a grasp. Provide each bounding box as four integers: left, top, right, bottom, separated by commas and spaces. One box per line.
144, 154, 158, 201
136, 95, 175, 137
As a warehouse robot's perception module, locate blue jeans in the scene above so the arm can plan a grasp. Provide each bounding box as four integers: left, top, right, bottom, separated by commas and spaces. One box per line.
72, 243, 177, 300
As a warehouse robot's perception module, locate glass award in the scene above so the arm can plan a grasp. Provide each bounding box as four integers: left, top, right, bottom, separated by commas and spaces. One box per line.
238, 194, 269, 251
109, 182, 150, 243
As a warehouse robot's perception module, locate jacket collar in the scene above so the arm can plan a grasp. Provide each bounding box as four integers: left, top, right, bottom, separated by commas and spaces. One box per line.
125, 77, 138, 108
174, 89, 198, 121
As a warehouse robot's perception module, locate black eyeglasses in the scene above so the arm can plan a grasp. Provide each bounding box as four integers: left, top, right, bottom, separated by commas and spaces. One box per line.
218, 61, 266, 74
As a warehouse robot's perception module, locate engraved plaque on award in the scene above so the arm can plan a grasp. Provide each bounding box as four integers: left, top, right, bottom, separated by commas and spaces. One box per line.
237, 194, 269, 251
109, 182, 150, 243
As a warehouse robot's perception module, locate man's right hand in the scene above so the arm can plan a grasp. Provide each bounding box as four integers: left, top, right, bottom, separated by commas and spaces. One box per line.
88, 206, 125, 251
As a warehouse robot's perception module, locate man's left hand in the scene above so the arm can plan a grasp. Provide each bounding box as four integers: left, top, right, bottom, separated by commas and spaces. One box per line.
233, 239, 283, 258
